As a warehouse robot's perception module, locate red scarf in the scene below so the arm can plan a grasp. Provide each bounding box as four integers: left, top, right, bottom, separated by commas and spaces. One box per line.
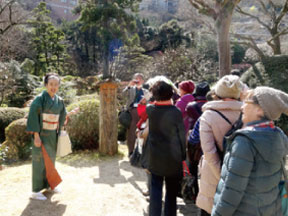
247, 121, 275, 129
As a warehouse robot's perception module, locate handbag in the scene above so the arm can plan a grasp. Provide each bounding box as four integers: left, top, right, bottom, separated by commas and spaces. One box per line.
118, 108, 132, 128
280, 160, 288, 215
57, 129, 72, 157
180, 161, 197, 202
129, 138, 143, 168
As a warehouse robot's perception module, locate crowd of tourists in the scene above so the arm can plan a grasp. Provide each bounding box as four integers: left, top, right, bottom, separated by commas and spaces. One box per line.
26, 72, 288, 216
122, 73, 288, 216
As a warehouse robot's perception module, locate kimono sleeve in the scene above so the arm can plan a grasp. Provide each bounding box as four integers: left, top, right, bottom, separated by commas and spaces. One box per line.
26, 96, 42, 133
58, 99, 67, 129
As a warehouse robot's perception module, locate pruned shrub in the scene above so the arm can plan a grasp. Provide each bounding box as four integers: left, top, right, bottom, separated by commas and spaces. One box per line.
66, 99, 100, 150
232, 43, 247, 64
0, 108, 26, 142
1, 118, 32, 162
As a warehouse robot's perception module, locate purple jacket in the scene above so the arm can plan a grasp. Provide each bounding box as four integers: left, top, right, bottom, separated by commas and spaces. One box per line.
186, 96, 207, 129
175, 94, 195, 133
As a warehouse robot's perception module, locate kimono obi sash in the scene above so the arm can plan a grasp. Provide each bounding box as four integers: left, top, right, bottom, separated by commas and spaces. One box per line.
42, 113, 59, 130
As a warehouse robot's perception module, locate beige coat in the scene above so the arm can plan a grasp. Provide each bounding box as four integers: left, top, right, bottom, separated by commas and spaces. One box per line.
196, 100, 242, 214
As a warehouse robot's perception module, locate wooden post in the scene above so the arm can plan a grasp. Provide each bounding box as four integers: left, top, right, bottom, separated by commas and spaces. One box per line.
99, 82, 118, 155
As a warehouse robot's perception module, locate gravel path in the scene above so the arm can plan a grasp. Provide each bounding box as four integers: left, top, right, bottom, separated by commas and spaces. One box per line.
0, 145, 200, 216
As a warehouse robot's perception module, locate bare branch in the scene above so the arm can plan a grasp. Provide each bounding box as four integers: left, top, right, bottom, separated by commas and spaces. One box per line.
236, 5, 271, 31
222, 0, 241, 8
188, 0, 217, 19
256, 0, 269, 16
275, 0, 288, 25
267, 27, 288, 44
233, 33, 266, 59
268, 0, 276, 11
0, 0, 16, 15
0, 0, 30, 35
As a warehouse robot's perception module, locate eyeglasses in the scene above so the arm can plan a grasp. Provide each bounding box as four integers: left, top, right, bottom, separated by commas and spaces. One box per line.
244, 100, 254, 104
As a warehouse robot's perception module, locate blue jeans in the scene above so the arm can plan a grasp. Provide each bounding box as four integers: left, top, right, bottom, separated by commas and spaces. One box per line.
149, 173, 181, 216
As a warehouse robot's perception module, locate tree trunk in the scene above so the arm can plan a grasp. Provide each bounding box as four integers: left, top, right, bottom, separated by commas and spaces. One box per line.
271, 28, 282, 55
99, 82, 118, 155
216, 11, 233, 77
103, 46, 109, 79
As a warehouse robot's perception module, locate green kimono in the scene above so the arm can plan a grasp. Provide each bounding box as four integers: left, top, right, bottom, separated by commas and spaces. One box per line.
27, 90, 66, 192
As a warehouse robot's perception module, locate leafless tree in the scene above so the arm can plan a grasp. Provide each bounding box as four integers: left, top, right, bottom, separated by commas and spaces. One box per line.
0, 0, 31, 61
235, 0, 288, 59
187, 0, 241, 77
0, 0, 25, 35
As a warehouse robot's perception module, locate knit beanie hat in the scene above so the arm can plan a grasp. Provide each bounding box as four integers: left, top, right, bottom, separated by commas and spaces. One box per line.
195, 81, 210, 97
214, 75, 242, 99
179, 80, 195, 94
254, 86, 288, 120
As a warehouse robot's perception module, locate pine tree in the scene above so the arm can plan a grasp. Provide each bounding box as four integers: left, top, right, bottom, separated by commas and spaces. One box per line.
29, 2, 68, 76
78, 0, 141, 79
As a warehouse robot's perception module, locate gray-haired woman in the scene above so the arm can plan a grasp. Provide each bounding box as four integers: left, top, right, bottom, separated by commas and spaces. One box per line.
212, 87, 288, 216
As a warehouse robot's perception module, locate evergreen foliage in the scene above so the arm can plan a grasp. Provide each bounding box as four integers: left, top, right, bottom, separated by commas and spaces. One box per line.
157, 19, 191, 51
1, 118, 31, 162
78, 0, 141, 78
66, 99, 100, 150
0, 108, 26, 142
28, 2, 69, 76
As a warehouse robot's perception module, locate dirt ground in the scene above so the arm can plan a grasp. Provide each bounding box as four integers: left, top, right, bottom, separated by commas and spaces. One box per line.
0, 144, 199, 216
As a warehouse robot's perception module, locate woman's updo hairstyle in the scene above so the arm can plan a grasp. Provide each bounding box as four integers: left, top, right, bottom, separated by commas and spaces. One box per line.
44, 73, 60, 85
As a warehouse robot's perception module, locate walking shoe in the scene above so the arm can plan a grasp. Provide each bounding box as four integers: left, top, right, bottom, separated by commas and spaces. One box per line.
142, 190, 150, 197
30, 192, 47, 201
53, 186, 62, 193
47, 186, 62, 193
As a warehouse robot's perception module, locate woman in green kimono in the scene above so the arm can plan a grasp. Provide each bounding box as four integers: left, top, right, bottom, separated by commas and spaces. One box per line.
27, 73, 66, 201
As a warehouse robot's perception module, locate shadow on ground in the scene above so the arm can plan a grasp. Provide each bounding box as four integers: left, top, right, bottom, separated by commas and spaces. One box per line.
20, 191, 66, 216
93, 156, 127, 186
119, 160, 148, 194
56, 149, 125, 168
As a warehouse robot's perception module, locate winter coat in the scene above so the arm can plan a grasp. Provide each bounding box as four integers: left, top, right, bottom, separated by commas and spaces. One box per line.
123, 86, 148, 109
146, 104, 186, 177
186, 95, 207, 129
175, 94, 195, 133
196, 100, 242, 213
212, 120, 288, 216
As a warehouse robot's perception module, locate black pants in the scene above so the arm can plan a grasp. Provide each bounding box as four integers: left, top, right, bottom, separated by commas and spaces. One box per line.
189, 160, 199, 197
149, 173, 181, 216
200, 209, 211, 216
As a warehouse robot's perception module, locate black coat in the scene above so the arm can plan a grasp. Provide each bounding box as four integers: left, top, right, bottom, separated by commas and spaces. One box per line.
145, 104, 186, 177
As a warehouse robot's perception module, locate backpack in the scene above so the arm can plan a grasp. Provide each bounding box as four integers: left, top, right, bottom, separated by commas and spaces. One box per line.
210, 109, 243, 164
